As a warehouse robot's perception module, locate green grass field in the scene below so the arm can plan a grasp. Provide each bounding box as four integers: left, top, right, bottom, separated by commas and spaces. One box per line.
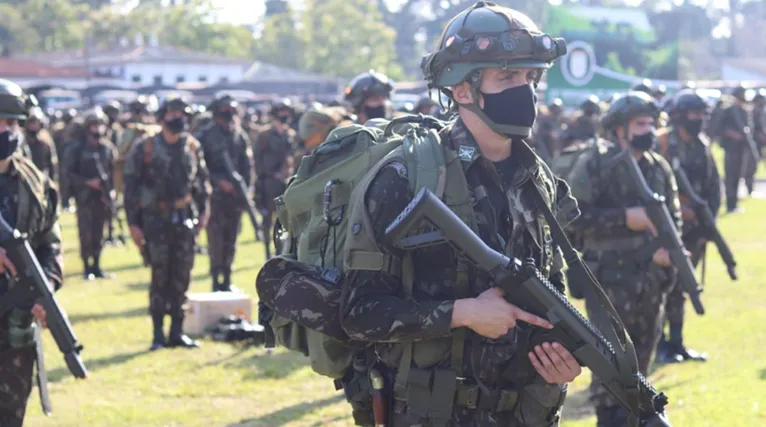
23, 190, 766, 426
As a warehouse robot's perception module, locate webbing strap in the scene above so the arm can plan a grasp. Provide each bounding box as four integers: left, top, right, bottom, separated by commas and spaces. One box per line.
450, 260, 469, 376
394, 254, 415, 397
344, 250, 402, 277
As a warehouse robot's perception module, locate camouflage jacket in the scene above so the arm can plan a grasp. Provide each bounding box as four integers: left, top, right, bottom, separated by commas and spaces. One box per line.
123, 132, 211, 232
22, 129, 59, 183
568, 139, 682, 262
340, 119, 579, 386
0, 153, 63, 350
196, 123, 253, 203
658, 128, 721, 234
253, 125, 295, 179
62, 137, 117, 203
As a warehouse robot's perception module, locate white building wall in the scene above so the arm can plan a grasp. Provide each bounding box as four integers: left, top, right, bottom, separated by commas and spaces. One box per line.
721, 64, 766, 82
122, 62, 245, 85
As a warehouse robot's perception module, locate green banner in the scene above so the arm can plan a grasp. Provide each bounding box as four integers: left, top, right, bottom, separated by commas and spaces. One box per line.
545, 5, 679, 105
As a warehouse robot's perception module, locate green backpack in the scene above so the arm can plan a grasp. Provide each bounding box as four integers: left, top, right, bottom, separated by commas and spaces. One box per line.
260, 115, 451, 379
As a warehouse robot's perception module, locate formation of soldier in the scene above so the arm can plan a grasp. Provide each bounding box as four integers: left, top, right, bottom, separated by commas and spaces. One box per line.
0, 0, 758, 425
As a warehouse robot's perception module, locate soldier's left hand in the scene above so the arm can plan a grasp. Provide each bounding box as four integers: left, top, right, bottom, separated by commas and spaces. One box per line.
32, 304, 47, 328
528, 342, 582, 385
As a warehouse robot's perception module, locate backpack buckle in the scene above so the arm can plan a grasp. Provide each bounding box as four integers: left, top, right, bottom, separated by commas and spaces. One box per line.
323, 179, 345, 226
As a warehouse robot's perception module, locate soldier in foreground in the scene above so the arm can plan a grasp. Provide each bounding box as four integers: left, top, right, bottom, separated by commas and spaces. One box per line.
655, 90, 720, 363
253, 99, 295, 260
720, 86, 752, 212
0, 79, 63, 427
340, 3, 581, 425
22, 106, 58, 182
124, 98, 210, 351
197, 95, 254, 292
568, 92, 680, 426
63, 109, 117, 280
344, 70, 394, 123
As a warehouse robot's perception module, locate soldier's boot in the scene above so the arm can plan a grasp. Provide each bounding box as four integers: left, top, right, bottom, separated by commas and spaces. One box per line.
82, 257, 95, 281
595, 406, 629, 427
150, 315, 166, 351
668, 322, 707, 363
92, 254, 114, 279
167, 315, 200, 349
220, 268, 242, 293
655, 333, 682, 364
211, 268, 221, 292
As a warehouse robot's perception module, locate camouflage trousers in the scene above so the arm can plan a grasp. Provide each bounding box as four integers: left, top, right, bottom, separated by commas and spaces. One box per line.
75, 198, 110, 258
664, 242, 704, 332
723, 146, 745, 210
148, 224, 196, 318
207, 199, 242, 270
0, 344, 35, 427
587, 262, 674, 412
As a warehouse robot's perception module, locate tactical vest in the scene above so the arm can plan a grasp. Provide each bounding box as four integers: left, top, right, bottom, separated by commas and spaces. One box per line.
137, 134, 199, 216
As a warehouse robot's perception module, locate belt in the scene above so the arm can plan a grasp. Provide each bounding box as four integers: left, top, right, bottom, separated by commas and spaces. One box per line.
454, 383, 519, 412
157, 194, 192, 211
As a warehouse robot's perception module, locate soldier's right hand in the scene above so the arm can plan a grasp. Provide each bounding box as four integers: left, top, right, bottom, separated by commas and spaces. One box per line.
129, 226, 144, 248
0, 247, 18, 277
452, 288, 553, 339
625, 206, 658, 236
85, 178, 101, 190
218, 179, 235, 194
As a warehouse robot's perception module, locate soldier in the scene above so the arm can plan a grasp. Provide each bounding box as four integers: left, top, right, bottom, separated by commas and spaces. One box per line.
655, 89, 719, 364
344, 70, 395, 123
63, 108, 117, 280
22, 106, 58, 182
631, 79, 654, 96
750, 89, 766, 185
535, 98, 566, 161
125, 96, 153, 125
0, 79, 63, 427
565, 95, 601, 147
720, 85, 753, 212
340, 3, 582, 426
568, 91, 680, 427
414, 95, 436, 115
253, 99, 295, 260
102, 100, 123, 149
296, 105, 355, 163
197, 95, 254, 292
124, 98, 210, 350
52, 109, 76, 211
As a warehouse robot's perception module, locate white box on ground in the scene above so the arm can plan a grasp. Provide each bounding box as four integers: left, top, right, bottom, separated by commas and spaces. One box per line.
183, 292, 253, 336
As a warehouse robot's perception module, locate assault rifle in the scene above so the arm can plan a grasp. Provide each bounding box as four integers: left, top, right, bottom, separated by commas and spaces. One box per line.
671, 158, 737, 281
93, 152, 127, 246
221, 151, 263, 242
385, 188, 671, 427
617, 149, 704, 315
0, 212, 87, 380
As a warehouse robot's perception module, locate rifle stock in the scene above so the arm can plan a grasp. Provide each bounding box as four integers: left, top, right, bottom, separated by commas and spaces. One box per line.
0, 213, 87, 379
385, 188, 671, 427
617, 150, 704, 315
221, 151, 262, 242
671, 158, 737, 281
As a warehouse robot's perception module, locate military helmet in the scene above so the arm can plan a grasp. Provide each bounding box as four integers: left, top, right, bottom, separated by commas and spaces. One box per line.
298, 106, 353, 149
602, 91, 659, 133
631, 79, 654, 95
26, 106, 46, 123
422, 1, 566, 89
83, 107, 107, 127
670, 90, 708, 116
62, 108, 77, 123
580, 95, 601, 116
0, 78, 33, 120
416, 95, 436, 111
548, 97, 564, 114
270, 97, 295, 116
129, 96, 150, 115
210, 95, 238, 113
156, 97, 192, 120
344, 70, 394, 110
753, 88, 766, 104
102, 100, 122, 115
653, 84, 667, 99
731, 85, 748, 101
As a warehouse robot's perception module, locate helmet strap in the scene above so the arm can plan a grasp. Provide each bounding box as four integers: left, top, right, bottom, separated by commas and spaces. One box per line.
457, 85, 532, 138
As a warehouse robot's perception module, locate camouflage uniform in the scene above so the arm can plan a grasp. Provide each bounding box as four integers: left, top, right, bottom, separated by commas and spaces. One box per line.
22, 128, 58, 182
0, 154, 63, 426
123, 131, 210, 334
197, 122, 253, 290
63, 135, 117, 275
340, 119, 579, 427
253, 125, 294, 258
569, 139, 680, 425
720, 100, 752, 210
51, 119, 72, 206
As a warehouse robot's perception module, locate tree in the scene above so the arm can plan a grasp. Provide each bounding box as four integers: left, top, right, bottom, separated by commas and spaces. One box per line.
255, 2, 306, 69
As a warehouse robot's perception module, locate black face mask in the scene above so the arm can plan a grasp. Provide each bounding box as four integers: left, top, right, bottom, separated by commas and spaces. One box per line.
363, 105, 386, 120
682, 118, 703, 136
481, 84, 538, 137
166, 117, 187, 134
216, 110, 235, 122
629, 131, 655, 152
0, 131, 19, 160
277, 115, 291, 124
90, 130, 102, 140
26, 127, 40, 136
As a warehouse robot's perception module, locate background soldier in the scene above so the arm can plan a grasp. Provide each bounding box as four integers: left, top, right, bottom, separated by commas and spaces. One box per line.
296, 105, 355, 165
22, 106, 58, 182
341, 3, 581, 426
197, 95, 254, 292
124, 98, 210, 351
565, 95, 601, 146
534, 97, 566, 162
414, 95, 436, 116
0, 78, 63, 427
720, 85, 753, 212
344, 70, 394, 123
253, 99, 295, 260
568, 91, 680, 427
655, 90, 720, 363
63, 109, 117, 280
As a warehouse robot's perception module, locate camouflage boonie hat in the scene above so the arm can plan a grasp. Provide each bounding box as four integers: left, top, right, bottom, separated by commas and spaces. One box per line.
298, 106, 354, 149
